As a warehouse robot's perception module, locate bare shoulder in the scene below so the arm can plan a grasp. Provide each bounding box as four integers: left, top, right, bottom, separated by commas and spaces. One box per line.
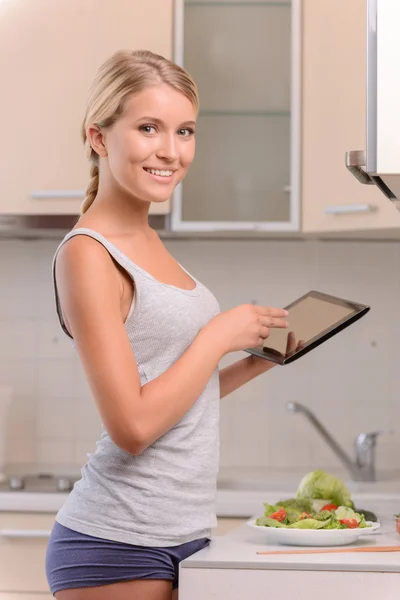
57, 233, 122, 288
55, 234, 123, 336
56, 233, 114, 275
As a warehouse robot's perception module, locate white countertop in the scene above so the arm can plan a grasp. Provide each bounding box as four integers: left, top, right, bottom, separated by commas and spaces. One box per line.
181, 518, 400, 573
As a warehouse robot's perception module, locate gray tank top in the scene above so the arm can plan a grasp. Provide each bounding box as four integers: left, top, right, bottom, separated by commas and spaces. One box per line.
52, 228, 221, 547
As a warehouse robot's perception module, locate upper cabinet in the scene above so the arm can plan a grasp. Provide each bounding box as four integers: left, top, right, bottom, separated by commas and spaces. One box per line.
301, 0, 400, 234
2, 0, 400, 234
0, 0, 173, 216
171, 0, 301, 232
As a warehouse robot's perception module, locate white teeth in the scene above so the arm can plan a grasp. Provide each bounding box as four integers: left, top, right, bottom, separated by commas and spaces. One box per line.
145, 168, 174, 177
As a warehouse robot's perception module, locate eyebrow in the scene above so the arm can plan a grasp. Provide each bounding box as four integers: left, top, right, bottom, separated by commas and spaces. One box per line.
136, 116, 196, 127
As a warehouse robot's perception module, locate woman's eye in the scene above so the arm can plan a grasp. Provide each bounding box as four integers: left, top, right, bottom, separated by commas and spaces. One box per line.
139, 125, 156, 134
178, 128, 195, 137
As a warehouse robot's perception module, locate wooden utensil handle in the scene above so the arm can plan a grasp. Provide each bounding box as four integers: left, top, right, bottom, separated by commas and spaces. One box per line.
256, 546, 400, 555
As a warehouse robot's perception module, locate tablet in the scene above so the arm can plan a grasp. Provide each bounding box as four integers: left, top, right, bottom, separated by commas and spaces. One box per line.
245, 290, 370, 365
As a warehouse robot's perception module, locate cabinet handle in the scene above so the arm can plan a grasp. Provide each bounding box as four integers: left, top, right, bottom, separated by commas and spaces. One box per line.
324, 204, 377, 214
30, 190, 84, 199
0, 529, 51, 538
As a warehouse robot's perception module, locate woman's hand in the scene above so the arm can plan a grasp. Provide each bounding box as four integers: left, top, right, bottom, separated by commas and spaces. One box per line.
206, 303, 289, 356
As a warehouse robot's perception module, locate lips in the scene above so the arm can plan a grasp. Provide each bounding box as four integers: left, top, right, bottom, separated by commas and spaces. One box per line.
143, 167, 175, 177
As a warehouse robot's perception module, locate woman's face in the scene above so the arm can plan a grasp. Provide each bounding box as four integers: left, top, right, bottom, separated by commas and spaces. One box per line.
101, 83, 197, 206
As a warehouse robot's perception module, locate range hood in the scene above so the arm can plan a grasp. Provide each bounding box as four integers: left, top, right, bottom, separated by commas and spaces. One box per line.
346, 0, 400, 200
0, 213, 168, 238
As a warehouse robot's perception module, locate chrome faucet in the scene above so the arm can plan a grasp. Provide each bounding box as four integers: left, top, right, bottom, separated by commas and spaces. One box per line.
286, 402, 389, 482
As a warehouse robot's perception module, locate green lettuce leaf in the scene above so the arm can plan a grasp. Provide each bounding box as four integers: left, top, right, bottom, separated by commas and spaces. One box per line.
358, 515, 368, 528
296, 470, 354, 508
262, 503, 284, 517
287, 517, 332, 529
285, 507, 304, 525
277, 498, 313, 513
335, 506, 370, 527
313, 510, 333, 521
255, 516, 287, 528
335, 506, 359, 521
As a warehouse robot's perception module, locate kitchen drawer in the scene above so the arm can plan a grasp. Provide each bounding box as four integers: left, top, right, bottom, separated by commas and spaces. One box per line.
0, 512, 55, 594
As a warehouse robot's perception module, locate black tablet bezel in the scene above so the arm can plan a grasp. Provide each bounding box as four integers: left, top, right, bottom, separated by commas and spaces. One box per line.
244, 290, 370, 365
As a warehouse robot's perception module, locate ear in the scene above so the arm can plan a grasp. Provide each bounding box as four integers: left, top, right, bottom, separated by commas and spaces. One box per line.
86, 125, 108, 157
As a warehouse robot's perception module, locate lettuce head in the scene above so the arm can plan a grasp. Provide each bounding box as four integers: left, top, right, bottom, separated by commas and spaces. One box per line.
296, 470, 354, 508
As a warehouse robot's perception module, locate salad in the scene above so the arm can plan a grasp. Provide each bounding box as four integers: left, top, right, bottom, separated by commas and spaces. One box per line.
255, 470, 374, 530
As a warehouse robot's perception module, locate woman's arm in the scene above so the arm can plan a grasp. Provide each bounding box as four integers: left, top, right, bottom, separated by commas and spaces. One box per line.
56, 236, 225, 456
219, 355, 277, 399
55, 236, 287, 456
219, 332, 303, 398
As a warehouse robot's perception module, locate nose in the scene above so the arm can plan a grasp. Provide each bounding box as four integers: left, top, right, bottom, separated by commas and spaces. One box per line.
156, 132, 179, 162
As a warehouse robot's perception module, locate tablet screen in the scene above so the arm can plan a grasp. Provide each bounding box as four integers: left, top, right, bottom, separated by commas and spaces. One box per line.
246, 291, 369, 364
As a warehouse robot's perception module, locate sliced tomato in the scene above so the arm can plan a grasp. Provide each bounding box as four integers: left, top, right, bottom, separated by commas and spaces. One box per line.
321, 503, 338, 512
299, 512, 313, 520
340, 518, 359, 529
269, 508, 287, 522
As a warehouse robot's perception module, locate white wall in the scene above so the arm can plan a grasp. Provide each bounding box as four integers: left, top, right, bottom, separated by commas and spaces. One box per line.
1, 236, 399, 474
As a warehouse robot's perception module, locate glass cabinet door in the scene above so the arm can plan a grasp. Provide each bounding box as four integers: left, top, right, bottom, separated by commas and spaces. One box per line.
171, 0, 300, 231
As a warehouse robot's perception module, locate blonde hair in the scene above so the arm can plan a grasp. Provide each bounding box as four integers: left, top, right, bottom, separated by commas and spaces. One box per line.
80, 50, 199, 214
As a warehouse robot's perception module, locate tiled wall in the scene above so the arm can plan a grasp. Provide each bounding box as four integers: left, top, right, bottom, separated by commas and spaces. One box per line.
1, 236, 400, 474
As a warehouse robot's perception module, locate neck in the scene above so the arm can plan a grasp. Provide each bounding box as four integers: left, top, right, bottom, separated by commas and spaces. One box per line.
81, 178, 152, 236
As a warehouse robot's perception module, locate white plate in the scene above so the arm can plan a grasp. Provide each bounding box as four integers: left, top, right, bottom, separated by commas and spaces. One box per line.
247, 517, 381, 547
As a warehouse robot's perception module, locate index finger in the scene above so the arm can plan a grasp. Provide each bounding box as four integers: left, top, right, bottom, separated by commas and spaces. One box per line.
256, 306, 289, 318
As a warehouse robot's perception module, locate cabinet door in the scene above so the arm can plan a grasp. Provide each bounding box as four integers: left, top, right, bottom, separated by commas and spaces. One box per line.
0, 512, 55, 593
302, 0, 400, 234
0, 0, 173, 216
171, 0, 301, 232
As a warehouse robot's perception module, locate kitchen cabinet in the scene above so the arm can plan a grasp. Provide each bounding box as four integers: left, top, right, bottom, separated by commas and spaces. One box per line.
171, 0, 301, 232
302, 0, 400, 235
180, 521, 400, 600
0, 512, 54, 594
3, 0, 399, 237
0, 0, 173, 217
174, 0, 400, 237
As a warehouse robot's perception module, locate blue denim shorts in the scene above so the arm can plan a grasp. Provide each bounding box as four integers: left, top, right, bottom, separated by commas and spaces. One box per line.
46, 521, 210, 594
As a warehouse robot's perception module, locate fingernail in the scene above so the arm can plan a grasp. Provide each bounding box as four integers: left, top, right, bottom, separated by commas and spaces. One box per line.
284, 310, 289, 316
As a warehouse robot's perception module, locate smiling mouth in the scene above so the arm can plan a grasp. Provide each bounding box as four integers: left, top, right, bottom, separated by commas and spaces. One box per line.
144, 167, 175, 178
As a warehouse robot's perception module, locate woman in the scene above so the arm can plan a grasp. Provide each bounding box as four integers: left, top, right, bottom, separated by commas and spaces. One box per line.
45, 49, 290, 600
